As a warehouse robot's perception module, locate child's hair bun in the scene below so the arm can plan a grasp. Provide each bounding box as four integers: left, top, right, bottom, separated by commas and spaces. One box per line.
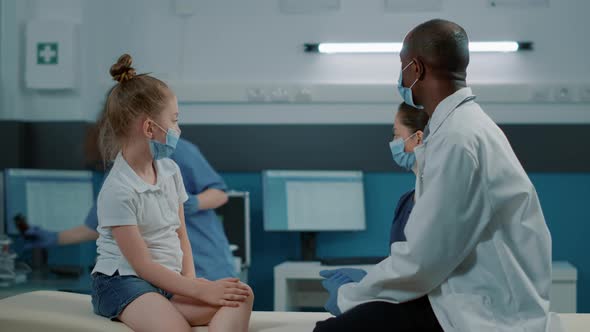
110, 54, 136, 83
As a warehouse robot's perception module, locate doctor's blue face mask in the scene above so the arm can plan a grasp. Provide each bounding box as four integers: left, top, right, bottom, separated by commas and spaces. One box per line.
389, 132, 417, 171
397, 61, 424, 110
149, 120, 180, 160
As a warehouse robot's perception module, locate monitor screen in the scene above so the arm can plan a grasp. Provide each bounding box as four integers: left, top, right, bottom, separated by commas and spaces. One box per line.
263, 170, 366, 232
5, 169, 94, 236
216, 191, 251, 268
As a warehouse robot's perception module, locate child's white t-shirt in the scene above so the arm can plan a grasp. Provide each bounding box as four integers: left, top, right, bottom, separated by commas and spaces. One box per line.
92, 152, 189, 276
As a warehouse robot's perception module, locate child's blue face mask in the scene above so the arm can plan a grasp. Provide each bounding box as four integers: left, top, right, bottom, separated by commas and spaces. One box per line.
149, 121, 180, 160
397, 60, 424, 110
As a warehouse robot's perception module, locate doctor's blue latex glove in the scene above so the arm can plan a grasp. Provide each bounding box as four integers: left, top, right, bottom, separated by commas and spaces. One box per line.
320, 268, 367, 283
321, 273, 351, 316
24, 226, 58, 249
319, 268, 367, 315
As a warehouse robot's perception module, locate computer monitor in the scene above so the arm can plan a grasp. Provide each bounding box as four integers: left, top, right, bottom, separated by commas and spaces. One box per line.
4, 169, 96, 272
215, 191, 251, 270
263, 170, 366, 260
263, 170, 366, 232
5, 169, 94, 235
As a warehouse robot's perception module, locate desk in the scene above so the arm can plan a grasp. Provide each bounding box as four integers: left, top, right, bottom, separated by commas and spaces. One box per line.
0, 270, 91, 300
274, 261, 578, 313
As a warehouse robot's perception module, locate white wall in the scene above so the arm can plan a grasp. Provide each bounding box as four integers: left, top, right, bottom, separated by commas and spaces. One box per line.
1, 0, 589, 123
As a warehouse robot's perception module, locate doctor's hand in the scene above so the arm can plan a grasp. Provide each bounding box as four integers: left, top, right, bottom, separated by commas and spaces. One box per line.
23, 226, 58, 249
320, 269, 366, 316
320, 268, 367, 283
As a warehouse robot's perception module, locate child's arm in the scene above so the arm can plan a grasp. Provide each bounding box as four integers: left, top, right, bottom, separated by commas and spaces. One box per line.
177, 204, 196, 278
112, 225, 249, 306
112, 225, 199, 297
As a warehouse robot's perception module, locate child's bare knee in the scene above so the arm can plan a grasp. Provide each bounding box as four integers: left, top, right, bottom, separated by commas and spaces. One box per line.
242, 284, 254, 306
240, 283, 254, 298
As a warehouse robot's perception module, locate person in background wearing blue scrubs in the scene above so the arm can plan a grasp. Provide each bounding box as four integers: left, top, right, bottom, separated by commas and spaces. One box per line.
23, 119, 237, 281
387, 102, 429, 244
172, 137, 236, 280
318, 102, 429, 319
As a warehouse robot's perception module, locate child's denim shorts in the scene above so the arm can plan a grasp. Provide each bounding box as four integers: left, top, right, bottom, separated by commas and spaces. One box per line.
91, 272, 174, 320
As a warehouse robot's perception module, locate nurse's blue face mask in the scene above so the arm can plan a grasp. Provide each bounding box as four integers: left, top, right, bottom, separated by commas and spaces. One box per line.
389, 132, 417, 171
397, 60, 424, 110
149, 120, 180, 160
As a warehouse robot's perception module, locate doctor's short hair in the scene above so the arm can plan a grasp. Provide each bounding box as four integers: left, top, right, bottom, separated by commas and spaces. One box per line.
405, 19, 469, 73
397, 103, 430, 134
99, 54, 173, 162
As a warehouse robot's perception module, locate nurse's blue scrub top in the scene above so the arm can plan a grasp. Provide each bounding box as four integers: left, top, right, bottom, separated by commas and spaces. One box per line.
85, 138, 235, 280
390, 189, 415, 245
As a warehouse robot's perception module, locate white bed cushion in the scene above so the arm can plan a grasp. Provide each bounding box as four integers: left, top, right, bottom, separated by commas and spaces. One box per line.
0, 291, 588, 332
0, 291, 331, 332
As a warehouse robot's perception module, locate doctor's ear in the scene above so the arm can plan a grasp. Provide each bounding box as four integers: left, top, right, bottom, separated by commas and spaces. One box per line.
412, 57, 426, 80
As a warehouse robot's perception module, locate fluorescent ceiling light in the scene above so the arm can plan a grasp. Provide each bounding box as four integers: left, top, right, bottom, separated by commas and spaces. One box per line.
469, 42, 519, 52
305, 41, 532, 54
319, 43, 403, 54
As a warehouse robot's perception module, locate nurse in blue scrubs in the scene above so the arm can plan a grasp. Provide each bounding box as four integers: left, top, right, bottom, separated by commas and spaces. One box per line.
172, 138, 236, 280
319, 102, 429, 312
24, 128, 236, 281
387, 102, 429, 244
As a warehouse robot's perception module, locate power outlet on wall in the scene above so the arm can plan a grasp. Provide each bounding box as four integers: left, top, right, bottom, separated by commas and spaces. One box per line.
294, 88, 312, 103
554, 86, 573, 102
269, 88, 290, 103
530, 87, 552, 102
246, 88, 267, 102
578, 86, 590, 102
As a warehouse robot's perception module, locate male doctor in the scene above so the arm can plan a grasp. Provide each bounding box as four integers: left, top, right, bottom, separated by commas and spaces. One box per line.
315, 19, 560, 332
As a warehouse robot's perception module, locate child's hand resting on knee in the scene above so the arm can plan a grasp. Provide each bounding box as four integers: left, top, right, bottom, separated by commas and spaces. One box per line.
195, 278, 251, 307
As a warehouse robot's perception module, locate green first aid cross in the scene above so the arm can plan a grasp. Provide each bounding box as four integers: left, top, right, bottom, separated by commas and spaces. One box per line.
37, 42, 58, 65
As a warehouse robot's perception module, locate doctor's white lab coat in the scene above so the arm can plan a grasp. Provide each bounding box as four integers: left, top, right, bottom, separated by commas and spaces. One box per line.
338, 88, 561, 332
